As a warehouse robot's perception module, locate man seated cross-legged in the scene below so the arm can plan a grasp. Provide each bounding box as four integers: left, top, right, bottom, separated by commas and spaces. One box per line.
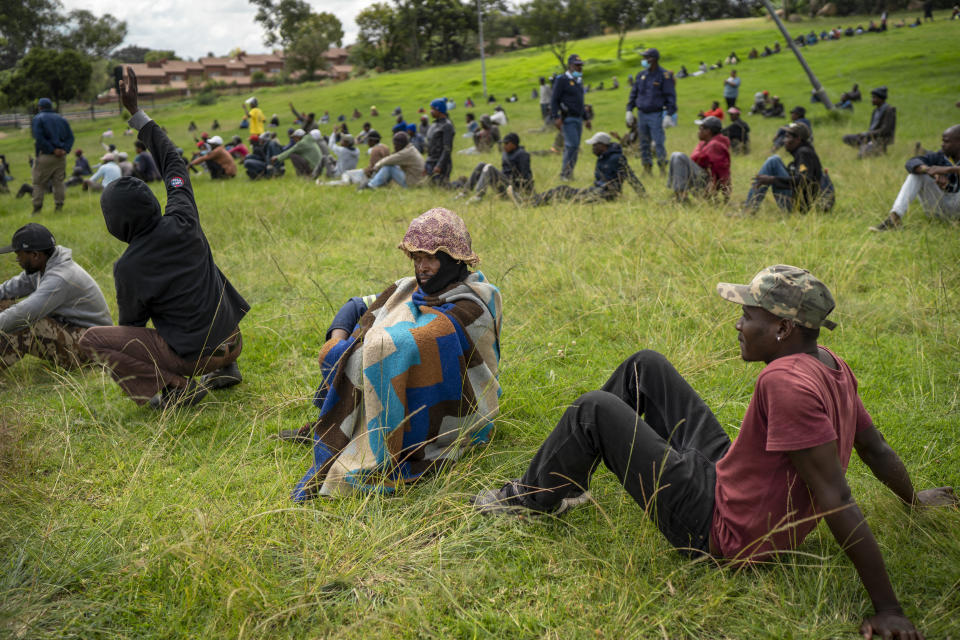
473, 265, 955, 640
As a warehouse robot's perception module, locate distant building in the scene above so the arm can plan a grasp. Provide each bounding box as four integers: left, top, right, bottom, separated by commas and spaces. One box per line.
99, 49, 354, 102
492, 36, 530, 52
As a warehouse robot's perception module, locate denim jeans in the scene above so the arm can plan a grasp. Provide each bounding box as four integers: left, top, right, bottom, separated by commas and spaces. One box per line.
636, 110, 667, 168
561, 116, 583, 178
368, 165, 406, 188
518, 350, 730, 554
745, 155, 793, 210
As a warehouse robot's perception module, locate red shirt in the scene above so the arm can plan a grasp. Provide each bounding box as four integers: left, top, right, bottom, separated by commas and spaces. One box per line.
711, 347, 873, 560
703, 106, 724, 119
690, 134, 731, 190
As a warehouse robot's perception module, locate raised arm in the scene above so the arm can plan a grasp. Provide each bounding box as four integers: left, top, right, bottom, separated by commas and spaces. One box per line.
787, 443, 922, 640
119, 67, 199, 223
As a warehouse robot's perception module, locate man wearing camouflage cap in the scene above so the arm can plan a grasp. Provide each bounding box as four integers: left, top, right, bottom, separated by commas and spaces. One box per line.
473, 265, 955, 640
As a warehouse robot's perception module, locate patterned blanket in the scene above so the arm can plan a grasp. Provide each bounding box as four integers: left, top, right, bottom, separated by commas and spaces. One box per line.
292, 272, 502, 500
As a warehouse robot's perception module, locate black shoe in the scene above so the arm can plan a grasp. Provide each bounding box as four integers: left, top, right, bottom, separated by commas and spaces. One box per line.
471, 480, 592, 515
277, 421, 315, 445
148, 379, 208, 410
200, 361, 242, 390
16, 183, 32, 199
32, 207, 42, 216
54, 203, 63, 212
869, 213, 902, 232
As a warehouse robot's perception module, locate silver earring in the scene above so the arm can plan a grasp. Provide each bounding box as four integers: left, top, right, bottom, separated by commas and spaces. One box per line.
777, 336, 782, 342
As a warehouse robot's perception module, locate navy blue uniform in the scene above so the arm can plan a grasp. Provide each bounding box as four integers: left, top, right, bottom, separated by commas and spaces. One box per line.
626, 67, 677, 115
550, 72, 585, 119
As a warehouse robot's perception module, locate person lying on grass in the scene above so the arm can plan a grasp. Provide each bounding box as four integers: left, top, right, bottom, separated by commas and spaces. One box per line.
283, 208, 502, 501
80, 67, 250, 411
473, 265, 956, 640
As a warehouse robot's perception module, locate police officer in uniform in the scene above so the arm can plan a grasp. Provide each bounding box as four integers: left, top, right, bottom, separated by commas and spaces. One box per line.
626, 48, 677, 174
550, 54, 587, 180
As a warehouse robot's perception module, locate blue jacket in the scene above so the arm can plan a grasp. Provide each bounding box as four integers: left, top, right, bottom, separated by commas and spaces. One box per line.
627, 66, 677, 115
906, 150, 959, 194
550, 72, 585, 120
593, 143, 645, 195
32, 110, 74, 156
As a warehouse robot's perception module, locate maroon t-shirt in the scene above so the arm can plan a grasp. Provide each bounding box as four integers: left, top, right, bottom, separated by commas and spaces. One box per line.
711, 347, 873, 559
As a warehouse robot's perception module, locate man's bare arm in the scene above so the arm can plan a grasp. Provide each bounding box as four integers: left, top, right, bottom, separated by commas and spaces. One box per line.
787, 443, 922, 640
854, 426, 956, 507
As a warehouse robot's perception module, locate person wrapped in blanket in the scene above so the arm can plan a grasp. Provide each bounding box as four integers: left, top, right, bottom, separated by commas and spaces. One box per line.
284, 208, 503, 500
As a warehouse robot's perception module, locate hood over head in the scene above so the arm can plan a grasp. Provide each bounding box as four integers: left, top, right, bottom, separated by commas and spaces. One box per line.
100, 176, 162, 243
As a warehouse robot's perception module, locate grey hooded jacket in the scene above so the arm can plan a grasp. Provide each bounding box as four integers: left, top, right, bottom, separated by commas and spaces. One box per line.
0, 246, 112, 333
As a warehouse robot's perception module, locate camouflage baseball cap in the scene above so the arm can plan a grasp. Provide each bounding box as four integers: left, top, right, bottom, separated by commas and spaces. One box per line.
717, 265, 837, 330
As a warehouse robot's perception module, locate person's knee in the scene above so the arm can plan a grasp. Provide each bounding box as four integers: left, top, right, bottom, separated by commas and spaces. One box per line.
78, 326, 109, 352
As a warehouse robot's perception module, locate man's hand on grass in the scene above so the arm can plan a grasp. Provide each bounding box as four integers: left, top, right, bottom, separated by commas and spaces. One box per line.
914, 486, 956, 507
118, 66, 139, 116
860, 611, 923, 640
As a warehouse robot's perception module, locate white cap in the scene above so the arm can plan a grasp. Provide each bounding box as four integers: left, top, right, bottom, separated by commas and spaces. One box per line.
309, 129, 322, 140
245, 97, 257, 105
585, 132, 612, 145
293, 128, 306, 137
101, 152, 116, 162
208, 135, 223, 146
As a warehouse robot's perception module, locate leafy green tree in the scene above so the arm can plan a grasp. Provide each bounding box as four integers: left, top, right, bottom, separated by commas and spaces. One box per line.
0, 0, 62, 69
519, 0, 597, 68
599, 0, 650, 59
352, 3, 407, 70
113, 45, 151, 63
1, 47, 92, 109
283, 13, 344, 80
250, 0, 320, 47
55, 9, 127, 59
144, 50, 180, 63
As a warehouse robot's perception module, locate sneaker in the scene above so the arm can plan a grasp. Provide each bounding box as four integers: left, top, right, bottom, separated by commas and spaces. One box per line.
471, 480, 531, 515
466, 194, 483, 204
200, 361, 242, 390
15, 183, 31, 199
453, 191, 467, 200
869, 212, 902, 232
276, 421, 315, 445
471, 480, 592, 516
148, 378, 208, 410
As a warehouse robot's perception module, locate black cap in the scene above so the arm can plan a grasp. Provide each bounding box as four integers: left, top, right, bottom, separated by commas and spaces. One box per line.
367, 129, 382, 142
567, 54, 583, 66
791, 105, 806, 116
0, 223, 56, 254
503, 132, 520, 145
871, 85, 888, 100
642, 48, 660, 59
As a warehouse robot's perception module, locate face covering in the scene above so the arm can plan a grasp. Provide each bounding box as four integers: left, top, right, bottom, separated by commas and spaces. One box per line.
418, 252, 470, 295
571, 70, 582, 79
641, 59, 650, 69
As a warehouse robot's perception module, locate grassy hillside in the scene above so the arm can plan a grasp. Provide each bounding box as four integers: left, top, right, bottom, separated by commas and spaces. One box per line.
1, 14, 959, 640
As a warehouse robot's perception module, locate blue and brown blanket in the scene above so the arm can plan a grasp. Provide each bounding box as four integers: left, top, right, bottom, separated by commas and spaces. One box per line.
293, 273, 502, 500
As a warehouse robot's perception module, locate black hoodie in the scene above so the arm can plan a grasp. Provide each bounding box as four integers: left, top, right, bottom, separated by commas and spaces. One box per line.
101, 118, 249, 359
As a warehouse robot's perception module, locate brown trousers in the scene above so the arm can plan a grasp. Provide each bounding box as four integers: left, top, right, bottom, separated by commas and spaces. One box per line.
32, 153, 66, 210
0, 300, 90, 369
79, 326, 242, 405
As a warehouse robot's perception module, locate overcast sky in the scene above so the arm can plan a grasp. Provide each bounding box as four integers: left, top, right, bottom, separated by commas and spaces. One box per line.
60, 0, 382, 60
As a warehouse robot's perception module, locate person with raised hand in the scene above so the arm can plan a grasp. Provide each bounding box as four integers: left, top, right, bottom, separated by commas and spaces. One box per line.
80, 67, 250, 410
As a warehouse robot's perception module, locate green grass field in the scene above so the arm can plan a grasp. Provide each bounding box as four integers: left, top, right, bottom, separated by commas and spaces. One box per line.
1, 14, 959, 639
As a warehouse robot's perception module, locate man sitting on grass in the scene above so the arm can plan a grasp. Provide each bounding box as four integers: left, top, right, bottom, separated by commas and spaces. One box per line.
742, 122, 833, 214
456, 132, 534, 203
519, 132, 644, 206
0, 223, 112, 370
473, 264, 955, 640
80, 67, 249, 410
869, 124, 960, 231
667, 116, 730, 202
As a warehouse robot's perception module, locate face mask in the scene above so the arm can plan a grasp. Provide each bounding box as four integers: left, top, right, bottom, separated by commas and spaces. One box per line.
641, 59, 650, 69
571, 70, 582, 79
